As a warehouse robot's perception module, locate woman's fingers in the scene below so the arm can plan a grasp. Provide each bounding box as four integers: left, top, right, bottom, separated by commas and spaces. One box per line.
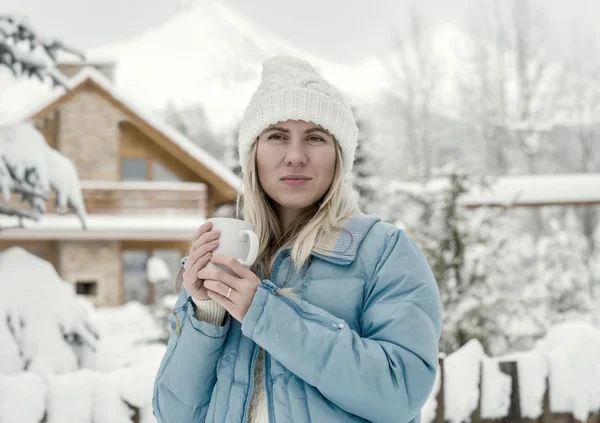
188, 238, 219, 265
191, 228, 220, 252
192, 220, 212, 243
204, 279, 237, 304
184, 231, 220, 276
183, 252, 212, 292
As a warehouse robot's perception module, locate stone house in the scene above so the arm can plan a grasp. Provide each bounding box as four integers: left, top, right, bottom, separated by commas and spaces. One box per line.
0, 62, 240, 307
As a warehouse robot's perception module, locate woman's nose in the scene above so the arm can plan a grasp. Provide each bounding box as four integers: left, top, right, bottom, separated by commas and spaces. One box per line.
284, 143, 307, 166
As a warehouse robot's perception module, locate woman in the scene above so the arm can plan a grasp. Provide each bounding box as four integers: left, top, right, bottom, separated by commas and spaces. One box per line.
152, 56, 442, 423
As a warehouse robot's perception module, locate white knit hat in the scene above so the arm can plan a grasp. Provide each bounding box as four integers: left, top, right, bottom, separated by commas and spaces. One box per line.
237, 56, 358, 177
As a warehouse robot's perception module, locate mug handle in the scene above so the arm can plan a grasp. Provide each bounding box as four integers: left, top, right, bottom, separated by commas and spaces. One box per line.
237, 229, 259, 267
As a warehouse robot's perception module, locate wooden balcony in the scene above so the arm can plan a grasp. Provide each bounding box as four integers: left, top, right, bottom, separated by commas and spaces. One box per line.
78, 181, 207, 215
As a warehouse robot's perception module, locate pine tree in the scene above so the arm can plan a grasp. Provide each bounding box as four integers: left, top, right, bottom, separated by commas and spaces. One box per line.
351, 107, 376, 213
225, 125, 242, 177
162, 102, 225, 161
390, 170, 521, 354
0, 17, 86, 230
0, 15, 82, 84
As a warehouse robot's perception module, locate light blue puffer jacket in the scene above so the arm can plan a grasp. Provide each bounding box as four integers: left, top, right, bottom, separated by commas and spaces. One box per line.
152, 214, 442, 423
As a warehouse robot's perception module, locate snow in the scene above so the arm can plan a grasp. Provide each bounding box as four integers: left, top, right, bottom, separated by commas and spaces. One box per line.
0, 213, 205, 240
0, 122, 87, 225
538, 322, 600, 421
480, 358, 511, 419
147, 256, 172, 284
2, 66, 241, 192
85, 0, 386, 134
387, 173, 600, 207
424, 322, 600, 423
0, 247, 99, 374
442, 339, 484, 423
0, 248, 167, 422
512, 349, 548, 419
0, 372, 46, 422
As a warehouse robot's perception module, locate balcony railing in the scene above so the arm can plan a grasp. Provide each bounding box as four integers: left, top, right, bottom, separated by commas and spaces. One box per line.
77, 181, 207, 215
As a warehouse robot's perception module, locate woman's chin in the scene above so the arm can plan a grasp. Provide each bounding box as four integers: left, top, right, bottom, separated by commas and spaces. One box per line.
274, 195, 318, 211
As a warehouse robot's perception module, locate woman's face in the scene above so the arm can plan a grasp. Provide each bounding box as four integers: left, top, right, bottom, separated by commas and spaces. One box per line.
256, 119, 337, 215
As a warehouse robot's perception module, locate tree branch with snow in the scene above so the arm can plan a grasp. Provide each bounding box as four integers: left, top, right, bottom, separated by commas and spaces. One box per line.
0, 15, 83, 86
0, 122, 87, 230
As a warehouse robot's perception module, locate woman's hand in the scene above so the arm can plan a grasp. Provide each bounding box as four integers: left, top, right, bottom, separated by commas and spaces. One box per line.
197, 254, 262, 323
182, 221, 220, 300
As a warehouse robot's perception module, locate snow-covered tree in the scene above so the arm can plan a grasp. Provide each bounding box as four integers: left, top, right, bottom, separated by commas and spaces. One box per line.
525, 218, 593, 325
460, 0, 562, 176
0, 114, 87, 230
0, 17, 86, 230
385, 8, 446, 182
0, 247, 99, 373
386, 171, 513, 353
351, 107, 376, 213
0, 15, 81, 84
224, 124, 242, 177
162, 102, 226, 161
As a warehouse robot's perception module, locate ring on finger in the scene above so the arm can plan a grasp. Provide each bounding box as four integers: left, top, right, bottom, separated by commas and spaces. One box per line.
226, 286, 232, 299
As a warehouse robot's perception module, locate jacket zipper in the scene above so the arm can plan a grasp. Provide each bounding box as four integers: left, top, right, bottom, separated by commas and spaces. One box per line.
243, 344, 259, 423
245, 249, 348, 422
263, 249, 288, 423
265, 350, 275, 422
243, 248, 287, 423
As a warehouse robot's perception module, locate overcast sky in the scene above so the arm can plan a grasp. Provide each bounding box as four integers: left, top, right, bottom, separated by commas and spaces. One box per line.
3, 0, 599, 63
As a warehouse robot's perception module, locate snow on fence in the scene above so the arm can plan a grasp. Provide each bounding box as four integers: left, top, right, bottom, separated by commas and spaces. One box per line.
425, 322, 600, 423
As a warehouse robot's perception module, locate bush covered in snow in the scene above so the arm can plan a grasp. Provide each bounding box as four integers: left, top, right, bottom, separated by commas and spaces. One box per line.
0, 247, 98, 373
0, 248, 167, 422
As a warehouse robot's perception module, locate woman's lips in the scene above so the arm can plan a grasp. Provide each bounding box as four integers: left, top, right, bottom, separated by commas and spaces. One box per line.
281, 176, 312, 187
281, 178, 311, 186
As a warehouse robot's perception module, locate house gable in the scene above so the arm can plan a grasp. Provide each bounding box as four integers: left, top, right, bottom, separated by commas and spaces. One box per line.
27, 68, 239, 206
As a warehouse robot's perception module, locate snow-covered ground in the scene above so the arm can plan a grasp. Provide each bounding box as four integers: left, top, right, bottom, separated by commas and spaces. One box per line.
0, 247, 171, 422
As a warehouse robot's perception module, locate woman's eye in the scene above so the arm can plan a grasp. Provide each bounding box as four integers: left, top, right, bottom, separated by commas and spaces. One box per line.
308, 136, 326, 143
267, 134, 285, 140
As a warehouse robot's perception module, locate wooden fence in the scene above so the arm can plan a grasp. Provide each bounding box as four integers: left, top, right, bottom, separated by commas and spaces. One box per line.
433, 358, 600, 423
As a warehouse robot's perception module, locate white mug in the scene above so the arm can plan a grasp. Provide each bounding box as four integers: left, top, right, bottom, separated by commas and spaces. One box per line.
206, 218, 259, 268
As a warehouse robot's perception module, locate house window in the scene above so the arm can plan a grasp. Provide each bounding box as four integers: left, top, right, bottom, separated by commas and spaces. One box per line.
76, 280, 98, 296
122, 248, 182, 305
153, 161, 181, 182
121, 158, 148, 181
123, 250, 151, 304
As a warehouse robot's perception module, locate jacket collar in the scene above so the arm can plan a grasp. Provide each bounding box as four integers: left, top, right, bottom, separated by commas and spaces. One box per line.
311, 213, 380, 264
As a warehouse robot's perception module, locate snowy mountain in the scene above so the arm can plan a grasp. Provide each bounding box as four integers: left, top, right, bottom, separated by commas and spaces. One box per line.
87, 0, 389, 134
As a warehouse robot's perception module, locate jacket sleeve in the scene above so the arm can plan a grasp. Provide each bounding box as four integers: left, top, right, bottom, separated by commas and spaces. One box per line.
241, 229, 442, 423
152, 287, 230, 423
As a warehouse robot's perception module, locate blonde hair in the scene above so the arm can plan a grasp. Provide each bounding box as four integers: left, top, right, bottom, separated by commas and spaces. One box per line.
238, 137, 358, 277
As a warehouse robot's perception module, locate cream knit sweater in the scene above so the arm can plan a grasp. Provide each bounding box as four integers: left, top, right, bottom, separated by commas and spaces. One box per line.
192, 298, 269, 423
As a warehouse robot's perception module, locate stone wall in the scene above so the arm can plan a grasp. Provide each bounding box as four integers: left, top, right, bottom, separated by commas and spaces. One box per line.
57, 86, 125, 180
58, 241, 122, 307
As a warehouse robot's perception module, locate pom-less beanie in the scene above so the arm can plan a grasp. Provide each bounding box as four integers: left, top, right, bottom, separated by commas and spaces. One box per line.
237, 55, 358, 177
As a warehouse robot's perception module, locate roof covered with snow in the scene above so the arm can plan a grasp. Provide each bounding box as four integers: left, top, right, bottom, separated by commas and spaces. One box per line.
1, 66, 241, 193
388, 173, 600, 207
